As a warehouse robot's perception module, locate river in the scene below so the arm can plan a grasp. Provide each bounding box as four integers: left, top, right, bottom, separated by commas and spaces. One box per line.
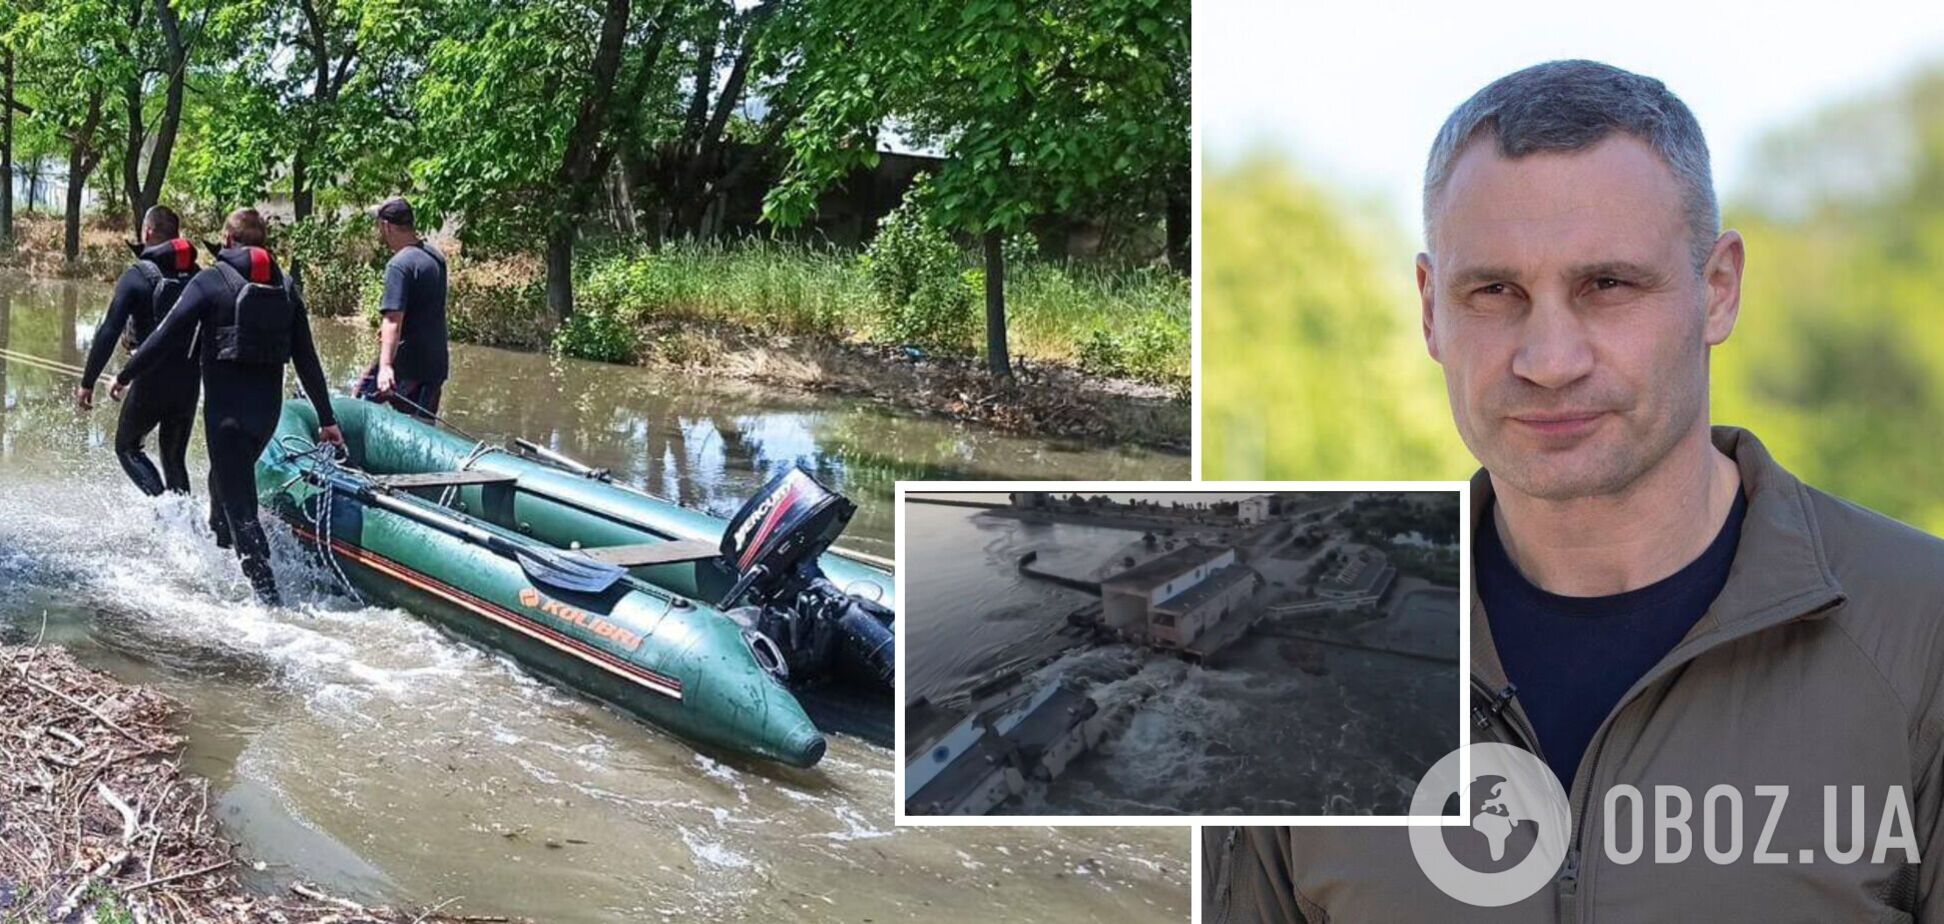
0, 273, 1190, 922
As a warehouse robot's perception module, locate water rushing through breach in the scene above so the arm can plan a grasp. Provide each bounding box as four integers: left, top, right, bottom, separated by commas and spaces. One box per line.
0, 274, 1188, 922
904, 499, 1459, 817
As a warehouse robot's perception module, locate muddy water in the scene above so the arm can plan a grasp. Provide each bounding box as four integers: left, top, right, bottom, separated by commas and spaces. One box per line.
0, 275, 1189, 922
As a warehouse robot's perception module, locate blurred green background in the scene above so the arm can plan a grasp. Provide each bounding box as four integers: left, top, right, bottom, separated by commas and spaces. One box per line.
1203, 67, 1944, 535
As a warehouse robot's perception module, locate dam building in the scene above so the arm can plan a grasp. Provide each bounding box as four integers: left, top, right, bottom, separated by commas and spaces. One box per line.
1099, 544, 1256, 649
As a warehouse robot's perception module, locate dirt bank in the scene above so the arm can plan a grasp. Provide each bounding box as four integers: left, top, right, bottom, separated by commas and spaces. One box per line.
0, 643, 522, 923
669, 324, 1189, 450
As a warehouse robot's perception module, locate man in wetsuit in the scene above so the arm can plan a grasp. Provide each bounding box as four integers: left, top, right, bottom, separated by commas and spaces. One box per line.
353, 197, 448, 420
113, 208, 343, 605
76, 206, 200, 495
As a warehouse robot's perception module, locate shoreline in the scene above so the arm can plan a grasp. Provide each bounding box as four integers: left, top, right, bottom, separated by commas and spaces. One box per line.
4, 223, 1190, 454
428, 316, 1192, 452
0, 644, 523, 923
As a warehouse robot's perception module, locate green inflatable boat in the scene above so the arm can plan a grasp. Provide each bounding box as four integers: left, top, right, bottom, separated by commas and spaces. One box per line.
254, 396, 896, 769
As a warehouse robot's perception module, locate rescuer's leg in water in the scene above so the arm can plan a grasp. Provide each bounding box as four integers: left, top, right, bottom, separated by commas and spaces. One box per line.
114, 388, 170, 497
114, 381, 198, 496
206, 416, 279, 604
155, 401, 195, 494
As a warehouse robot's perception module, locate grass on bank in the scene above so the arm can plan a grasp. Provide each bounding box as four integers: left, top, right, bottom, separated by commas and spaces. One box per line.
559, 239, 1190, 385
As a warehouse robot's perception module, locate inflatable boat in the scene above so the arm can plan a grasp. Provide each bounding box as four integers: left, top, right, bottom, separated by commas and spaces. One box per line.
253, 396, 896, 768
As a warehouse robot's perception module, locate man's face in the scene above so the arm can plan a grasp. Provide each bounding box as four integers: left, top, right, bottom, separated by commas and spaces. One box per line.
1420, 134, 1737, 501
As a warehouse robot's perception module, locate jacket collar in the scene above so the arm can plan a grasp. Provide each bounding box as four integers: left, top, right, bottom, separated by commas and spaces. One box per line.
1469, 426, 1847, 685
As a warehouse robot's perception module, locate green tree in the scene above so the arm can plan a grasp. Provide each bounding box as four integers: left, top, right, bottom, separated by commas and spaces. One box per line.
625, 0, 789, 242
187, 0, 425, 240
413, 0, 680, 321
1199, 158, 1472, 481
10, 0, 124, 262
1714, 67, 1944, 531
114, 0, 196, 229
766, 0, 1189, 378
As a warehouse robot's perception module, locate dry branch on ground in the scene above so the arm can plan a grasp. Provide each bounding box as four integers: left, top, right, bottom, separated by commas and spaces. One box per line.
0, 645, 523, 924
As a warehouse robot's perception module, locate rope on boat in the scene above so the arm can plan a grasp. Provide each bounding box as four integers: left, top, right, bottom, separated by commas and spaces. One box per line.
274, 435, 364, 606
439, 440, 502, 508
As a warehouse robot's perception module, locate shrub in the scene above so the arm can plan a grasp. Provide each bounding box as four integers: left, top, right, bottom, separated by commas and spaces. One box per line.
864, 194, 977, 352
447, 255, 550, 349
575, 241, 869, 340
281, 218, 382, 317
552, 301, 638, 363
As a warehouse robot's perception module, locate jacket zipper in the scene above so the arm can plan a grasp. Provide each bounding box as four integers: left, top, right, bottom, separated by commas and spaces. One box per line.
1553, 594, 1846, 922
1212, 826, 1237, 924
1472, 675, 1586, 921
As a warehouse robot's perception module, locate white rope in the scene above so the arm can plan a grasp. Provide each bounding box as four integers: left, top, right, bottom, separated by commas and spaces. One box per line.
274, 435, 363, 605
438, 440, 501, 508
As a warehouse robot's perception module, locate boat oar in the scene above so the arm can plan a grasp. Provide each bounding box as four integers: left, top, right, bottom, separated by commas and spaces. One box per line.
508, 438, 897, 571
315, 469, 627, 595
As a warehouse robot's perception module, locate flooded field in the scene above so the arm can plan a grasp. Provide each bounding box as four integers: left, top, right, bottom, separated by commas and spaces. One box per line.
0, 274, 1189, 922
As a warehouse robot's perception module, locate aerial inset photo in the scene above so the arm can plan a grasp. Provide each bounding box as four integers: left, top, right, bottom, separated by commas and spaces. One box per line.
900, 487, 1464, 818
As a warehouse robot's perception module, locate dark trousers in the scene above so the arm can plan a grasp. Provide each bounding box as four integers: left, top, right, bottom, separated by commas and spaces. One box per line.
354, 363, 443, 420
206, 421, 278, 604
115, 382, 197, 496
201, 368, 285, 605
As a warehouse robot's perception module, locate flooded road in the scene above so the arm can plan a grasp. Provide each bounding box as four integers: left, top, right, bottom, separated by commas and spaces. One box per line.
0, 274, 1190, 922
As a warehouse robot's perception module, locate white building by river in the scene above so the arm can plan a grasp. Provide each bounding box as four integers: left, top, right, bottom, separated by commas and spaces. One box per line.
1099, 543, 1254, 648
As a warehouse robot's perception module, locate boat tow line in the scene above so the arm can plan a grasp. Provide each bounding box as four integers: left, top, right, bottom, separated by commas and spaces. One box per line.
274, 435, 365, 606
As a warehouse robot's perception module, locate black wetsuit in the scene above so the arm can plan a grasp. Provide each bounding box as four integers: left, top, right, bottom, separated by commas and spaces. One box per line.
81, 240, 200, 495
116, 247, 338, 604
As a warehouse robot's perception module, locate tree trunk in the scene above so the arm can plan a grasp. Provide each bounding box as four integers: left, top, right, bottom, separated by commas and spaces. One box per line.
545, 224, 575, 323
141, 0, 189, 220
983, 228, 1011, 379
292, 153, 312, 223
63, 94, 105, 265
289, 153, 311, 290
62, 169, 86, 263
2, 54, 13, 242
1165, 162, 1189, 274
123, 76, 145, 230
543, 0, 641, 321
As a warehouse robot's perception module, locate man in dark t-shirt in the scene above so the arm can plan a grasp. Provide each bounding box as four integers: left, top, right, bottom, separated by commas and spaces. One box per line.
355, 196, 449, 419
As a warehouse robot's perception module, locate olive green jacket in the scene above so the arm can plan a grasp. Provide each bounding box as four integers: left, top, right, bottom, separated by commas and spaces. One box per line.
1205, 428, 1944, 923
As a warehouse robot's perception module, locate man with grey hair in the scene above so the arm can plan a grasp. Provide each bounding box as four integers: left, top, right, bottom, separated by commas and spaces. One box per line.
1205, 60, 1944, 921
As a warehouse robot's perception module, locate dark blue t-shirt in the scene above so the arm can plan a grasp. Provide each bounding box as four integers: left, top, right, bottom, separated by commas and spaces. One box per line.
380, 241, 449, 383
1481, 490, 1747, 789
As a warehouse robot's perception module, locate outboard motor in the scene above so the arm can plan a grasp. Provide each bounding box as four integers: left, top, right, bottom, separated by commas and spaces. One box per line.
722, 466, 855, 606
721, 466, 894, 690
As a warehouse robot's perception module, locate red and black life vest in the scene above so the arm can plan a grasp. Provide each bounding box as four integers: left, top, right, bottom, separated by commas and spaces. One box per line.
210, 247, 295, 366
124, 238, 198, 352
